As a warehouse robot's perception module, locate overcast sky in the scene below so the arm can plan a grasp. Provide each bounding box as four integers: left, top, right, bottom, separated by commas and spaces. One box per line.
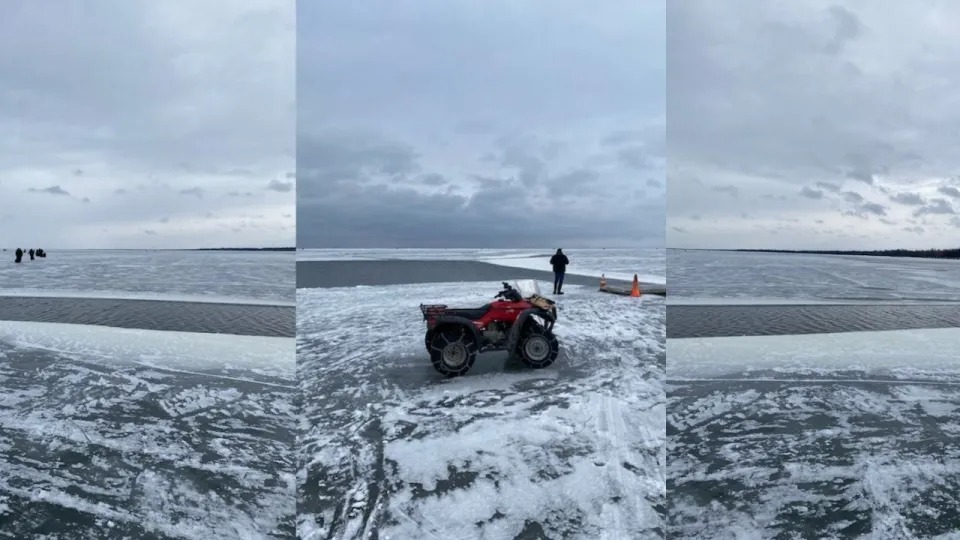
298, 1, 665, 249
0, 1, 294, 249
669, 0, 960, 250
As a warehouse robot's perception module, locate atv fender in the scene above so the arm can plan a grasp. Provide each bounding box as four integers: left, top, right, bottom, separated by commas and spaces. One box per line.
425, 315, 482, 348
506, 308, 556, 354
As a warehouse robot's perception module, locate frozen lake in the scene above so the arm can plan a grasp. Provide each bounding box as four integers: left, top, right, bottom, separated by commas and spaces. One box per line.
2, 250, 295, 306
0, 322, 296, 539
0, 250, 296, 538
668, 328, 960, 537
668, 250, 960, 304
667, 250, 960, 537
297, 258, 666, 539
299, 248, 666, 285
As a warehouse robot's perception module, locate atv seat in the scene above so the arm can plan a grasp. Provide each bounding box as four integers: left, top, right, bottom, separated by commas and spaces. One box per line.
445, 303, 492, 320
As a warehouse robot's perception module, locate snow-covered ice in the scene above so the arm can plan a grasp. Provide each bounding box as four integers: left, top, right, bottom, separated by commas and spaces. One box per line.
0, 325, 295, 537
1, 249, 294, 305
0, 320, 294, 378
668, 249, 960, 304
297, 280, 665, 539
668, 329, 960, 538
668, 328, 960, 380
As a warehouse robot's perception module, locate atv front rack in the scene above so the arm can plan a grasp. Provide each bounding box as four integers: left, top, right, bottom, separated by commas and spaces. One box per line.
419, 304, 448, 321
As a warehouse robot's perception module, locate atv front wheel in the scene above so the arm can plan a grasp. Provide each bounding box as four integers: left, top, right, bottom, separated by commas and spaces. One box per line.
427, 326, 478, 377
516, 323, 559, 369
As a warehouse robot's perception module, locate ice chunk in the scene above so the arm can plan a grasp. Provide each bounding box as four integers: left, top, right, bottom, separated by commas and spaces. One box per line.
0, 320, 294, 376
669, 328, 960, 378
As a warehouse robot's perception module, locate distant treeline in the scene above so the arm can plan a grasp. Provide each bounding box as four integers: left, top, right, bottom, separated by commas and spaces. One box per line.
727, 248, 960, 259
193, 247, 295, 252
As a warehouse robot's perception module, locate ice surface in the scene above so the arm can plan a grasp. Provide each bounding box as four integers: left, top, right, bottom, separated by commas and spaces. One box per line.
481, 254, 665, 285
297, 280, 666, 539
667, 250, 960, 537
668, 297, 960, 306
297, 248, 666, 285
668, 327, 960, 537
0, 320, 294, 378
0, 249, 294, 304
669, 249, 960, 303
668, 328, 960, 379
0, 322, 296, 538
668, 377, 960, 538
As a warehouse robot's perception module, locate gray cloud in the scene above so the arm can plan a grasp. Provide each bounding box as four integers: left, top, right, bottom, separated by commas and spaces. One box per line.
914, 198, 955, 217
713, 185, 739, 197
267, 179, 293, 193
298, 0, 664, 248
668, 1, 960, 249
28, 185, 71, 196
843, 202, 887, 219
179, 187, 206, 199
889, 191, 925, 206
841, 191, 864, 204
616, 146, 651, 170
938, 185, 960, 198
1, 1, 294, 248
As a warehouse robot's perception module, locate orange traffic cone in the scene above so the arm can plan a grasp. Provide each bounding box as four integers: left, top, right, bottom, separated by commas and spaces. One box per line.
630, 274, 641, 297
599, 274, 607, 289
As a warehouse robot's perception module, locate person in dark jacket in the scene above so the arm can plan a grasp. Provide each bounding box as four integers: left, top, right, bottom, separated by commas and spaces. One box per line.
28, 248, 34, 260
14, 248, 23, 263
549, 248, 569, 295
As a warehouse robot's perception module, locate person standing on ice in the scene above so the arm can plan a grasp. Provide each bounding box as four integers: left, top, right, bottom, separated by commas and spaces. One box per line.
550, 248, 569, 295
28, 248, 34, 260
14, 248, 23, 263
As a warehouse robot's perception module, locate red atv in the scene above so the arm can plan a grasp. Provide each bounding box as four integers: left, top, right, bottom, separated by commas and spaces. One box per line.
419, 281, 560, 377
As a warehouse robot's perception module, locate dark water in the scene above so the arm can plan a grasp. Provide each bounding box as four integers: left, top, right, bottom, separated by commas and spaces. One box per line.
667, 304, 960, 338
0, 343, 296, 539
0, 296, 294, 337
296, 259, 667, 294
668, 375, 960, 538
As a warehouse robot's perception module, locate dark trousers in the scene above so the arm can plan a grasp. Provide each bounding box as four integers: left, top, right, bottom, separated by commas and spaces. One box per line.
553, 271, 565, 292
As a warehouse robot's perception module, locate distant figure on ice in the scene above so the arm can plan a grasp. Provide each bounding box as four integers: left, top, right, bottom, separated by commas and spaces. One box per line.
36, 248, 46, 258
14, 248, 23, 263
550, 248, 569, 295
28, 248, 34, 260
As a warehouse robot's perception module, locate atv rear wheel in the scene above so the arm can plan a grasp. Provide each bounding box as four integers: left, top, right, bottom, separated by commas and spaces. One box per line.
428, 326, 478, 377
516, 323, 559, 369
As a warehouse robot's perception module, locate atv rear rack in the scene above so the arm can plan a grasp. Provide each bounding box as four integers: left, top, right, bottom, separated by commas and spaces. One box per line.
419, 303, 448, 320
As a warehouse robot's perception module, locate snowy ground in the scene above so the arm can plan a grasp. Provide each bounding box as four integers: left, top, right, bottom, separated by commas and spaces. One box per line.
298, 248, 666, 285
668, 329, 960, 538
668, 249, 960, 303
0, 322, 296, 539
667, 250, 960, 537
1, 250, 294, 305
297, 280, 665, 539
0, 249, 296, 538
